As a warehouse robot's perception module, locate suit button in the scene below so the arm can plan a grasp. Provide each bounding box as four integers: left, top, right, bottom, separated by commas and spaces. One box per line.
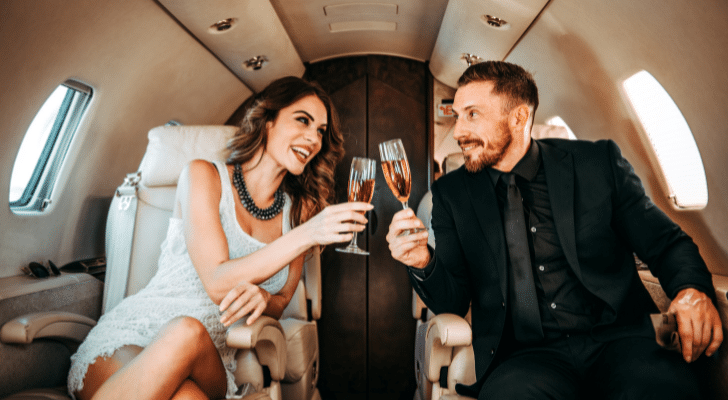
501, 301, 505, 309
490, 348, 495, 356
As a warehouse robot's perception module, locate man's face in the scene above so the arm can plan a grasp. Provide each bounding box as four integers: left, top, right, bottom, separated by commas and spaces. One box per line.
452, 81, 513, 173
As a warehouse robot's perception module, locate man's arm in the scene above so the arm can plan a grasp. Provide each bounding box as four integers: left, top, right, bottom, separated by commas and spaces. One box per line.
606, 139, 722, 362
386, 182, 472, 317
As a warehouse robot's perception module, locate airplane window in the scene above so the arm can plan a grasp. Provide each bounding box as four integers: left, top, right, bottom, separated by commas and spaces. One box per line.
622, 70, 707, 209
545, 116, 577, 139
9, 80, 92, 212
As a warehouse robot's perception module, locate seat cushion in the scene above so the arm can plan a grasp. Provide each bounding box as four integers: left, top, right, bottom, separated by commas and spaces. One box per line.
278, 319, 317, 382
1, 388, 70, 400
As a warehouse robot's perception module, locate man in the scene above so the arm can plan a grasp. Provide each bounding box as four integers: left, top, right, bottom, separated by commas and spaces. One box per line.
387, 61, 722, 399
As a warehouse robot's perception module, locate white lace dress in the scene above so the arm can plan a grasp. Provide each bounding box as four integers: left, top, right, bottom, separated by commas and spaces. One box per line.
67, 161, 291, 398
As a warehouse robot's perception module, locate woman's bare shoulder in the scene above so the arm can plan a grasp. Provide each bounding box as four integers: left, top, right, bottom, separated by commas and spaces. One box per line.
174, 160, 225, 217
182, 159, 223, 190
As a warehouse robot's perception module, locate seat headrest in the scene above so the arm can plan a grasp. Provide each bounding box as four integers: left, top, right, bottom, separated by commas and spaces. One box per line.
531, 124, 570, 140
443, 152, 464, 174
138, 125, 238, 187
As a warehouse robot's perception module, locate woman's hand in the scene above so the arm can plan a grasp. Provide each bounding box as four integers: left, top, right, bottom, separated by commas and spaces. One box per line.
219, 281, 271, 327
302, 202, 374, 246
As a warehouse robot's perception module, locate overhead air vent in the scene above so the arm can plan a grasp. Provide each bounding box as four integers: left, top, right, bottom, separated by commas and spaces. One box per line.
329, 21, 397, 33
323, 3, 398, 16
324, 2, 398, 32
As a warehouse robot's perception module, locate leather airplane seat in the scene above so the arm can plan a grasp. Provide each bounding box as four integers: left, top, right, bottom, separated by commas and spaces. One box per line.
1, 125, 323, 400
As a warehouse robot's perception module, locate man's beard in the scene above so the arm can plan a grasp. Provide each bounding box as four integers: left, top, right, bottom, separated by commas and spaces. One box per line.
461, 119, 513, 173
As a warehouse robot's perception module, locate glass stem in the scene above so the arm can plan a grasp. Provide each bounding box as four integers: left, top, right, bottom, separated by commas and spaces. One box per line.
350, 229, 359, 248
401, 201, 408, 209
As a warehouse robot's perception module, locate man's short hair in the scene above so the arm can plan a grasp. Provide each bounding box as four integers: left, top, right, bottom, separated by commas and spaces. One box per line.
457, 61, 539, 116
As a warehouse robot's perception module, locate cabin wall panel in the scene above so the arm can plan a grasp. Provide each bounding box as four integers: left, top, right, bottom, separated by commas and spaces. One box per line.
506, 0, 728, 275
0, 0, 250, 277
319, 74, 369, 397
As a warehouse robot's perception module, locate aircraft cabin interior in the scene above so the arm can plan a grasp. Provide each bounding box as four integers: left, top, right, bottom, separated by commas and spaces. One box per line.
1, 0, 727, 399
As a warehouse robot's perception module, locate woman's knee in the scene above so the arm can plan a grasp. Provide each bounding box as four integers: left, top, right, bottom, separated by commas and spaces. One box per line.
163, 316, 211, 347
171, 379, 210, 400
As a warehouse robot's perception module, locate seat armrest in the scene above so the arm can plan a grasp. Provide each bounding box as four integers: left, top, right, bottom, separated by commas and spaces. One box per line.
425, 313, 472, 382
226, 316, 287, 381
0, 311, 96, 344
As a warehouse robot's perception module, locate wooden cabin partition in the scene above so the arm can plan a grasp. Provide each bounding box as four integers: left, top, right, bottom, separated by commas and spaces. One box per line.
305, 55, 430, 400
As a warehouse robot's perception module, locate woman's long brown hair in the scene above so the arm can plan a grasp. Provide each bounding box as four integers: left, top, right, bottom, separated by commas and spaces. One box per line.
226, 77, 344, 228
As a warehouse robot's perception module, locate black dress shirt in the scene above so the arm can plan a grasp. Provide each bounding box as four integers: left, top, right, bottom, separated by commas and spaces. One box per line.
488, 140, 603, 340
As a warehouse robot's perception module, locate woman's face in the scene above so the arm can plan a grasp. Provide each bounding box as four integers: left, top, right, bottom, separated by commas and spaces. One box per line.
265, 94, 327, 175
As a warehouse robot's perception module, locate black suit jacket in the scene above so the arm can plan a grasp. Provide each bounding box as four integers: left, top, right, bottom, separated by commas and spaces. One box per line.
410, 139, 714, 392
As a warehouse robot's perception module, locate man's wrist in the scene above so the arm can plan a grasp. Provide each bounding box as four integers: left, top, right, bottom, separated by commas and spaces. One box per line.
407, 246, 434, 281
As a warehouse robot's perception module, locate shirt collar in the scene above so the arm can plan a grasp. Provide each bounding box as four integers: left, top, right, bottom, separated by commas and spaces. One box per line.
487, 139, 541, 185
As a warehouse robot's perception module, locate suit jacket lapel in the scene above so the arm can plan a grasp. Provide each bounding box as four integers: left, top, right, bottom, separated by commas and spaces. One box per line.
539, 141, 583, 281
464, 170, 507, 297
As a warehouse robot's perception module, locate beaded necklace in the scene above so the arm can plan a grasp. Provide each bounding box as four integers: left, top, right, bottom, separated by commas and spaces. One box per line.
232, 164, 285, 220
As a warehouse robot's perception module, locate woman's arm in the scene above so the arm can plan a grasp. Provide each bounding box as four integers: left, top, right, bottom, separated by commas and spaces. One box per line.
177, 160, 371, 304
263, 253, 304, 319
218, 253, 304, 326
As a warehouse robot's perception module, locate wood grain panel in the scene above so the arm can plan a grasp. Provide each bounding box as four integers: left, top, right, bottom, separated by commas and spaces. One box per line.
317, 75, 369, 398
307, 56, 428, 399
367, 57, 424, 399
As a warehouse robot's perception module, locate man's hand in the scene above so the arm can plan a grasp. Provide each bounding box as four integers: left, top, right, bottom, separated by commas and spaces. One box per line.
386, 208, 430, 269
668, 287, 723, 363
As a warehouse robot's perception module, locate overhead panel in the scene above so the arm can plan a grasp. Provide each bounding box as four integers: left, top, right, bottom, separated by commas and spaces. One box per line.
429, 0, 549, 87
270, 0, 449, 63
158, 0, 305, 92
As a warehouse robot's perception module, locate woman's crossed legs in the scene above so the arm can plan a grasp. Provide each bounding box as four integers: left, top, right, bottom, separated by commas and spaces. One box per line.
76, 316, 228, 400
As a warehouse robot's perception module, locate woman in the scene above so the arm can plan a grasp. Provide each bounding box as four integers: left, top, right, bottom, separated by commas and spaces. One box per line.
67, 77, 371, 400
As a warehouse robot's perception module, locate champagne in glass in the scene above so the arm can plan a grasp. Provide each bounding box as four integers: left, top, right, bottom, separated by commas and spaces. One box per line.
379, 139, 412, 209
336, 157, 376, 255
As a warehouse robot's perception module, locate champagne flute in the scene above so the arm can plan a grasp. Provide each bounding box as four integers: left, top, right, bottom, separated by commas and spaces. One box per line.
379, 138, 412, 209
379, 139, 423, 235
336, 157, 376, 255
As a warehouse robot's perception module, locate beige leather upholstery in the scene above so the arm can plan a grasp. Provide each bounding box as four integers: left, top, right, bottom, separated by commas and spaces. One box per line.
530, 124, 570, 140
0, 312, 96, 344
442, 153, 464, 175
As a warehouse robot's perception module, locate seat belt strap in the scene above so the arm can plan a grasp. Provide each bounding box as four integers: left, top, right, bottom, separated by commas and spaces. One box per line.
102, 171, 141, 314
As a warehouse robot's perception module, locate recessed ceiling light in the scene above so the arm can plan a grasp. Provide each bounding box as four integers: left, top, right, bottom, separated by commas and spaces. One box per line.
243, 55, 268, 71
481, 15, 509, 29
461, 53, 483, 66
209, 18, 236, 33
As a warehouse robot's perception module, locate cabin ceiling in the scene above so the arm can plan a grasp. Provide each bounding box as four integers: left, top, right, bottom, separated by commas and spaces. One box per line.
156, 0, 550, 91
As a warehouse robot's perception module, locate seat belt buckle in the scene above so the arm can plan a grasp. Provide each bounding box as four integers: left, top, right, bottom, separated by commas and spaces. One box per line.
116, 171, 141, 211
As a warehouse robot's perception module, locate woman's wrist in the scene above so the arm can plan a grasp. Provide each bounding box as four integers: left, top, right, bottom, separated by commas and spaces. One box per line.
290, 223, 317, 253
